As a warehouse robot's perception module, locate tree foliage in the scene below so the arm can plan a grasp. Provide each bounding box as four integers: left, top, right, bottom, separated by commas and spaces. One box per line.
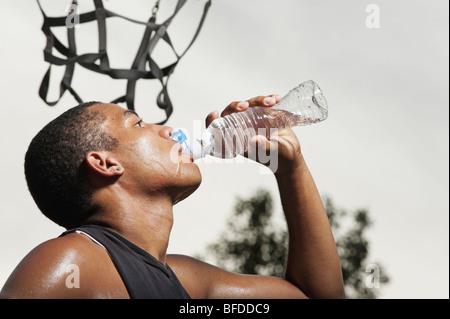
200, 188, 390, 299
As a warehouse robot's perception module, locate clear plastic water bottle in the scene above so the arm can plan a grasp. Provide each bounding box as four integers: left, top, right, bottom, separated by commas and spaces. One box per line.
174, 80, 328, 160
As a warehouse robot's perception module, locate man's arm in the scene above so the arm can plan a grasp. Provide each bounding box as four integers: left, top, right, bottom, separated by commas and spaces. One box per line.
169, 96, 345, 299
167, 254, 308, 299
273, 131, 345, 298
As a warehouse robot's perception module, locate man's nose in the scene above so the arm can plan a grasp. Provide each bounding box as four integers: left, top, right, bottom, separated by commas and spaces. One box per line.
158, 126, 175, 140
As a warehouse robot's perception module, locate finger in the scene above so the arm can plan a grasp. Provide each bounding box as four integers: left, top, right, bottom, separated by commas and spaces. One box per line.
246, 96, 269, 107
247, 135, 277, 161
249, 135, 272, 150
220, 101, 249, 118
269, 94, 282, 104
247, 94, 281, 107
205, 110, 220, 128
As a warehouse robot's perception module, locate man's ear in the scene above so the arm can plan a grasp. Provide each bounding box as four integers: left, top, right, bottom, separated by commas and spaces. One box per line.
85, 151, 124, 177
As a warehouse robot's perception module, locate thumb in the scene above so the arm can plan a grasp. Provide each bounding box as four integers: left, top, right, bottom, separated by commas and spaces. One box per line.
205, 110, 219, 128
247, 135, 278, 162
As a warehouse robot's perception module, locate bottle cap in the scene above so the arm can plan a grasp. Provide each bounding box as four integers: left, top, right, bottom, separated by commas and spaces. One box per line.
171, 129, 193, 156
171, 129, 188, 145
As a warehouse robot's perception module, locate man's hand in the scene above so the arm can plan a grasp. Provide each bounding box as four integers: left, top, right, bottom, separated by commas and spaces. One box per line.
205, 95, 281, 126
205, 94, 304, 176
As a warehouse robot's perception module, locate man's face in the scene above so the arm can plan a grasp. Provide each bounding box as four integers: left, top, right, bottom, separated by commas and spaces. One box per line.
91, 103, 202, 204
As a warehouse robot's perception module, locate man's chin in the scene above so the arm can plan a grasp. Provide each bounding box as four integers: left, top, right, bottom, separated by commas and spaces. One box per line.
172, 169, 202, 205
172, 182, 201, 205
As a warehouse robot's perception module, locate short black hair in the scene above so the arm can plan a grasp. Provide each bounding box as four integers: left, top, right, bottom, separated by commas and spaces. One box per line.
24, 101, 119, 229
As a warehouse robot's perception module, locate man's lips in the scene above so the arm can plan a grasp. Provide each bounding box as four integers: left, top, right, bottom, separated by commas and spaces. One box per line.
181, 151, 194, 162
174, 142, 194, 162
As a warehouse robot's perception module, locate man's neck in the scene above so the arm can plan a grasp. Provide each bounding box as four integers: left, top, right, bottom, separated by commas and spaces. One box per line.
85, 191, 174, 265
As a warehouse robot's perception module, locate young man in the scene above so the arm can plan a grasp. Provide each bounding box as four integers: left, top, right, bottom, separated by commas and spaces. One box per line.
1, 95, 345, 299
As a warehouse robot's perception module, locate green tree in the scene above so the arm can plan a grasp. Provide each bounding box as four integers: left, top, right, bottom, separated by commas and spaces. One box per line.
199, 188, 389, 299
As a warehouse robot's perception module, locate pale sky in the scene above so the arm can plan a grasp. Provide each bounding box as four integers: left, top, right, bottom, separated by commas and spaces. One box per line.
0, 0, 448, 298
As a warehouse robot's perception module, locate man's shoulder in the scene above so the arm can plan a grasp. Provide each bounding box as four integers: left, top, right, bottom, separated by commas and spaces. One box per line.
14, 232, 105, 272
0, 233, 125, 298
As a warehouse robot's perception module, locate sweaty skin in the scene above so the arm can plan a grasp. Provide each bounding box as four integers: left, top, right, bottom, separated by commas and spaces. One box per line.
1, 96, 345, 299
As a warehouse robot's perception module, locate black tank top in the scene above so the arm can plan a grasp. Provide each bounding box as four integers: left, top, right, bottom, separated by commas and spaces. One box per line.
61, 225, 190, 299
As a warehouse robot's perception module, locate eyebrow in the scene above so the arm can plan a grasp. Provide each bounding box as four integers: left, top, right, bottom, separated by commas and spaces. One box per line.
123, 109, 140, 120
